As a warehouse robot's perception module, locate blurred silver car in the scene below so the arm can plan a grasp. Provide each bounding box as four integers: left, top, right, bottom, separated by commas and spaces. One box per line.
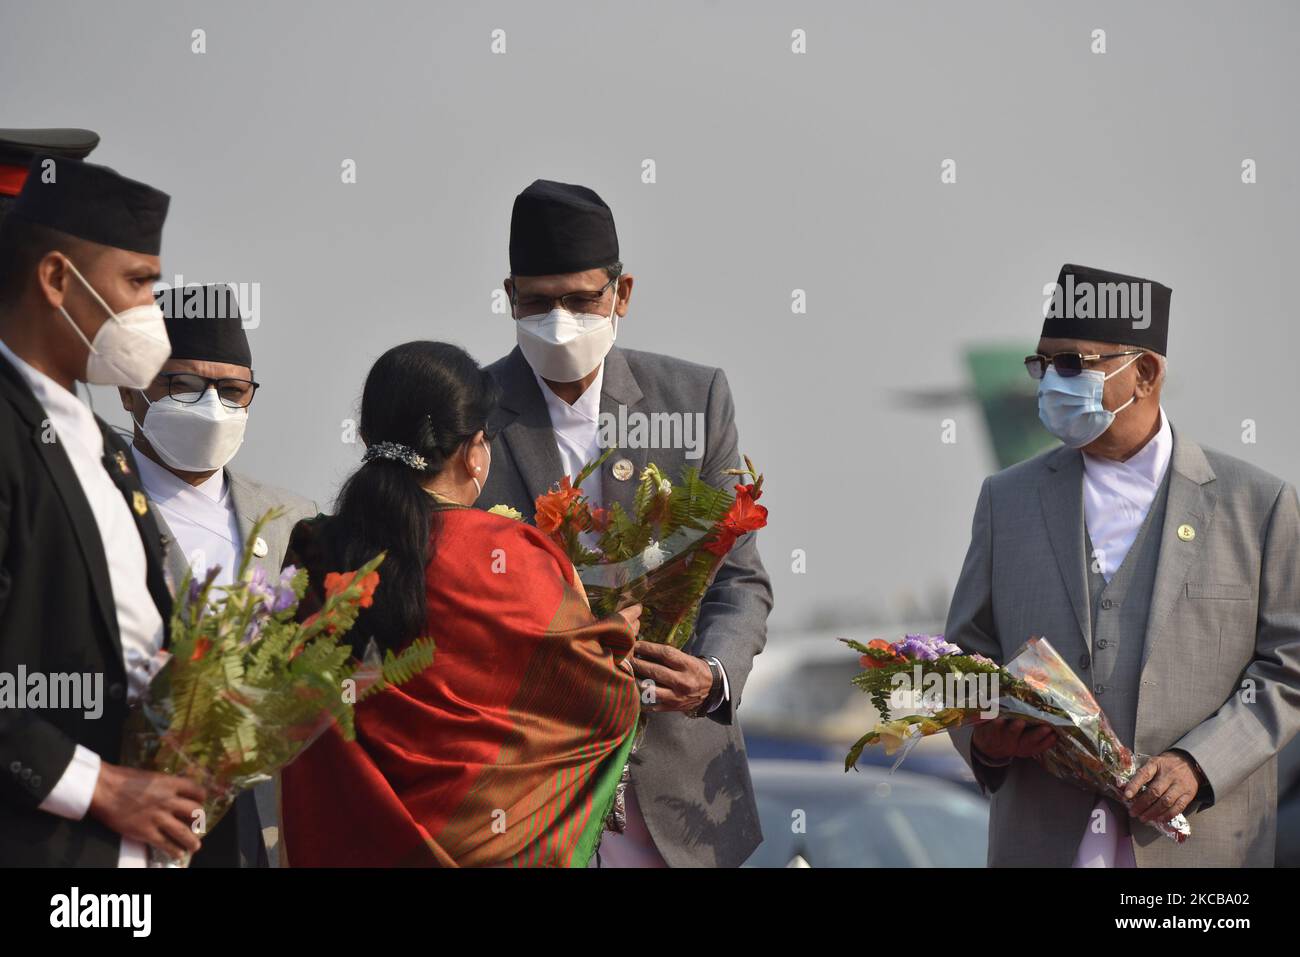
744, 759, 989, 867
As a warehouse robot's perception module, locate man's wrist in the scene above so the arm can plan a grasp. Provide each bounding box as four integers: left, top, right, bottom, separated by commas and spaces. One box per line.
1172, 749, 1208, 788
691, 656, 725, 717
971, 738, 1011, 768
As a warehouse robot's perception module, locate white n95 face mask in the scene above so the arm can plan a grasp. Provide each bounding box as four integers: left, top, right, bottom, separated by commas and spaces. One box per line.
58, 259, 171, 389
515, 296, 618, 383
137, 389, 248, 472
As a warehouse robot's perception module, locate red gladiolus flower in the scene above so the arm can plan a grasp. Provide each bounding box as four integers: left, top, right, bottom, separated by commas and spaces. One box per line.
300, 611, 338, 639
703, 483, 770, 557
190, 637, 212, 662
354, 571, 380, 608
860, 639, 906, 669
535, 476, 583, 534
324, 569, 381, 608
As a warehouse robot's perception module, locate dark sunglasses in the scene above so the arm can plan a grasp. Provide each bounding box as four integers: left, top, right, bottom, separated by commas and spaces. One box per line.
1024, 350, 1143, 380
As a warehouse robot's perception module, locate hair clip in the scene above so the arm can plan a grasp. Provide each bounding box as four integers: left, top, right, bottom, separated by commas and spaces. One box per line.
362, 441, 428, 472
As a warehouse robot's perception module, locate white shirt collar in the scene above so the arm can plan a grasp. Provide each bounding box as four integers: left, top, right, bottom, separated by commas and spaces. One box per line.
533, 362, 605, 427
1082, 406, 1173, 490
131, 444, 228, 504
0, 335, 104, 458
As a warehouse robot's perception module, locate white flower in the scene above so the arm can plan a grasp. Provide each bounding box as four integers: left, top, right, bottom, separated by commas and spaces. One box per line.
641, 540, 669, 571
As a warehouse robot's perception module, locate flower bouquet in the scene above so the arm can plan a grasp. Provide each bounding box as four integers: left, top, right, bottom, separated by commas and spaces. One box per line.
523, 449, 768, 649
122, 509, 436, 867
843, 633, 1190, 844
499, 453, 767, 841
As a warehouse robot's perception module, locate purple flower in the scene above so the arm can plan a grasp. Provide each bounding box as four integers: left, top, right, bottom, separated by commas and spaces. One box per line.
247, 565, 275, 606
271, 566, 298, 613
247, 565, 297, 616
185, 565, 221, 611
241, 617, 263, 646
899, 633, 962, 661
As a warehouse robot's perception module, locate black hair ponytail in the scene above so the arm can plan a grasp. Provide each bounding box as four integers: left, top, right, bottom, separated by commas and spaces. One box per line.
322, 341, 500, 652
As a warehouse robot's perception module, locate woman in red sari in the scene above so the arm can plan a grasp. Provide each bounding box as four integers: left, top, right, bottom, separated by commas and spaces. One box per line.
280, 341, 640, 867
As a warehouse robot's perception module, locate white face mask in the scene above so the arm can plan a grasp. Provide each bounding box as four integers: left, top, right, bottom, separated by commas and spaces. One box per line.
136, 388, 248, 472
58, 259, 170, 388
515, 295, 618, 383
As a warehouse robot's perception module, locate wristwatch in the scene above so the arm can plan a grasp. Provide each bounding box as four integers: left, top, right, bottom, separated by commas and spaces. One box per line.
689, 657, 725, 718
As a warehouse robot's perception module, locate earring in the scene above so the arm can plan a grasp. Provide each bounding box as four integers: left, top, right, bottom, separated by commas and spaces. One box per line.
474, 466, 481, 473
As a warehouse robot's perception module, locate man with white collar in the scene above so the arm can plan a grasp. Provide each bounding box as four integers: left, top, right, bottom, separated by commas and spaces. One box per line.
0, 155, 204, 866
118, 282, 316, 866
481, 180, 772, 867
946, 263, 1300, 866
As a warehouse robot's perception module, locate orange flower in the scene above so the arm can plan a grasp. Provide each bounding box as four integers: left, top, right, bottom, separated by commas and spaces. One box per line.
190, 637, 212, 662
355, 571, 380, 608
324, 569, 381, 608
860, 639, 905, 670
535, 476, 583, 535
703, 483, 770, 557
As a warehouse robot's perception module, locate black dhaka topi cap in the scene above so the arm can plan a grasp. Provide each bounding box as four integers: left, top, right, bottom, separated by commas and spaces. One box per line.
1040, 263, 1172, 356
509, 179, 619, 276
7, 154, 169, 255
155, 284, 252, 369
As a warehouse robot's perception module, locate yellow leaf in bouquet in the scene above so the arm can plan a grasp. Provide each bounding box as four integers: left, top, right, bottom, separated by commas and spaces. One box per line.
915, 717, 943, 735
936, 708, 966, 728
874, 719, 915, 755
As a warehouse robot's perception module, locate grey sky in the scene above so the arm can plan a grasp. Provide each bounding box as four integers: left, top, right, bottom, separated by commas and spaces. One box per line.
3, 0, 1297, 631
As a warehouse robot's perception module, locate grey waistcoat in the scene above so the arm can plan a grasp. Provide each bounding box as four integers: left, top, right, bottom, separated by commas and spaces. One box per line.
1084, 471, 1171, 750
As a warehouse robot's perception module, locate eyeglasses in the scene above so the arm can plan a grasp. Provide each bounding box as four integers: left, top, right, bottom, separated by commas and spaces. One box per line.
510, 275, 618, 318
154, 372, 259, 408
1024, 350, 1143, 380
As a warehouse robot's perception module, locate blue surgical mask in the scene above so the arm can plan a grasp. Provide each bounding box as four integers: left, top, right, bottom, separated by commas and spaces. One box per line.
1036, 353, 1141, 448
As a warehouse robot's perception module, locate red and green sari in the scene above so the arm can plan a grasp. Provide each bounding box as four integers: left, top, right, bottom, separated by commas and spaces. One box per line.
280, 505, 639, 867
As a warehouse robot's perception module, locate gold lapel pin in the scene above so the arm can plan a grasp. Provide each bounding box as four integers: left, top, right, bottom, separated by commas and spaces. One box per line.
132, 490, 148, 517
611, 457, 635, 482
113, 450, 130, 475
1177, 524, 1196, 542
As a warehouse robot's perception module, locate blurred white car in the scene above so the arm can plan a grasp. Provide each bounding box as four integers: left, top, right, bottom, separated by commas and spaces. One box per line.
744, 759, 989, 867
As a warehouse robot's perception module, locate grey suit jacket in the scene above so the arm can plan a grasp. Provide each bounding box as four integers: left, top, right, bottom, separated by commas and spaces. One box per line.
143, 458, 317, 868
946, 429, 1300, 866
480, 346, 773, 867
